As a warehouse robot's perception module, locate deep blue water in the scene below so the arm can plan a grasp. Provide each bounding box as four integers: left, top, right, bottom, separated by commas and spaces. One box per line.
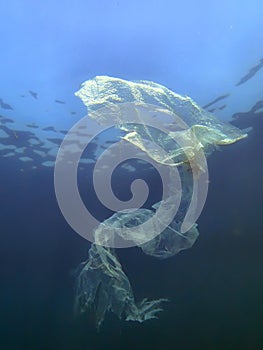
1, 122, 263, 349
1, 1, 263, 349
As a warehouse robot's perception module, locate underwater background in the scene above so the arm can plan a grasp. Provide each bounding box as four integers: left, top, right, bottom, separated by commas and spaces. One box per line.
0, 1, 263, 349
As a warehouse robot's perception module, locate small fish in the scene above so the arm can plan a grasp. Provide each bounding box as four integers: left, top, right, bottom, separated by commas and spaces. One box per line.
29, 90, 38, 99
208, 108, 216, 113
42, 126, 56, 132
0, 98, 13, 110
55, 99, 66, 104
251, 100, 263, 113
26, 123, 39, 129
202, 93, 230, 109
71, 111, 76, 115
236, 58, 263, 86
230, 99, 263, 131
0, 116, 14, 123
105, 140, 116, 144
218, 104, 226, 110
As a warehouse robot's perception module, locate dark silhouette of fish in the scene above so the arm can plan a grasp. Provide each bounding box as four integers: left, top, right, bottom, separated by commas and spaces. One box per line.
207, 104, 227, 113
236, 58, 263, 86
55, 99, 66, 104
208, 108, 216, 113
231, 111, 258, 130
26, 123, 39, 129
29, 90, 38, 99
250, 99, 263, 113
1, 128, 40, 146
231, 99, 263, 133
71, 111, 76, 115
202, 93, 230, 109
42, 126, 56, 132
0, 98, 13, 110
0, 116, 14, 123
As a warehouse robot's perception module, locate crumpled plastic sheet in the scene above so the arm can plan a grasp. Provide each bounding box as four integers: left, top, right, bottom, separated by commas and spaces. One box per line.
73, 76, 246, 328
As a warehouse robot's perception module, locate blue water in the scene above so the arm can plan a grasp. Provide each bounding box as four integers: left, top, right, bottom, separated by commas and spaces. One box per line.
0, 1, 263, 349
